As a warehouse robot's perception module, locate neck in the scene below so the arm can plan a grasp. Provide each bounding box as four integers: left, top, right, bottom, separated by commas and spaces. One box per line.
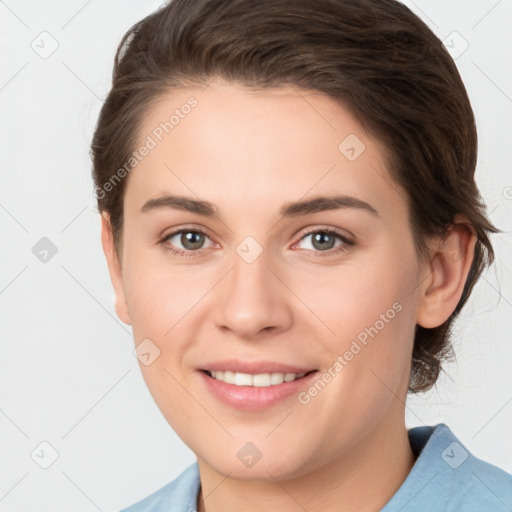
196, 414, 415, 512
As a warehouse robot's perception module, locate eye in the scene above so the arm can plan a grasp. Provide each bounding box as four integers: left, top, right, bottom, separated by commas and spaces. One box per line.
160, 227, 215, 257
159, 226, 354, 258
294, 228, 354, 257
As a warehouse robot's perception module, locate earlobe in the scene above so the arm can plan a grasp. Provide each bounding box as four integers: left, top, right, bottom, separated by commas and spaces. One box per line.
416, 218, 477, 329
100, 213, 132, 326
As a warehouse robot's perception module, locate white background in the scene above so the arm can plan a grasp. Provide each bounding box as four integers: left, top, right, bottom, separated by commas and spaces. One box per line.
1, 1, 511, 510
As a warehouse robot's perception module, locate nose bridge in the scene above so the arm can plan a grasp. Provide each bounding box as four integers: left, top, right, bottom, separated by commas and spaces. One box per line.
213, 239, 292, 337
231, 243, 271, 296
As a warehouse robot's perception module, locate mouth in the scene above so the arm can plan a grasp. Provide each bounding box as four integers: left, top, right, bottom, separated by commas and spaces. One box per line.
197, 359, 319, 410
198, 366, 319, 411
201, 369, 317, 387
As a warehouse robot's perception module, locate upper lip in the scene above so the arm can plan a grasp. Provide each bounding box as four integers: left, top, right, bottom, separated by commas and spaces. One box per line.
200, 359, 316, 375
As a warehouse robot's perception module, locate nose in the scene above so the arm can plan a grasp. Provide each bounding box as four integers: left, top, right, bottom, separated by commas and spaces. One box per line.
213, 249, 294, 340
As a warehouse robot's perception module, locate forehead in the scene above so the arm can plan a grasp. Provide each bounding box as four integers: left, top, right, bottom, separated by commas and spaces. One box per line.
126, 81, 405, 219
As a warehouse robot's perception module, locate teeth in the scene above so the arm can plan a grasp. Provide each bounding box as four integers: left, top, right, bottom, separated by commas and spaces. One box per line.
209, 371, 307, 387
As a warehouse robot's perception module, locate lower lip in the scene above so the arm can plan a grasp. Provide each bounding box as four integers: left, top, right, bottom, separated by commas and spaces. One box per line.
198, 370, 318, 411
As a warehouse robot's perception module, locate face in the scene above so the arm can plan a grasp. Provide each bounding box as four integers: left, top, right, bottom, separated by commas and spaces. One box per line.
104, 79, 429, 481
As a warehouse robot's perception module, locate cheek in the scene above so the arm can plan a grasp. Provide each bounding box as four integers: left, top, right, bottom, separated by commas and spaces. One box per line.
122, 260, 201, 432
308, 248, 418, 387
298, 253, 414, 337
121, 242, 205, 338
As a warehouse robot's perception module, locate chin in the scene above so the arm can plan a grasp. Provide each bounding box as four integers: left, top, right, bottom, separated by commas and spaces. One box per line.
198, 444, 315, 482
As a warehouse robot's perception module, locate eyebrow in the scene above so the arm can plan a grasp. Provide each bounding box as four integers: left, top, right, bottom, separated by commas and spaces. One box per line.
140, 194, 379, 218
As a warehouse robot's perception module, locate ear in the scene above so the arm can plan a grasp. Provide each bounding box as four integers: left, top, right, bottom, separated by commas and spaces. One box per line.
416, 216, 477, 328
100, 213, 132, 325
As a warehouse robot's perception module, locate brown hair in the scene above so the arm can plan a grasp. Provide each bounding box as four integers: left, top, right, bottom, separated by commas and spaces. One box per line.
90, 0, 498, 393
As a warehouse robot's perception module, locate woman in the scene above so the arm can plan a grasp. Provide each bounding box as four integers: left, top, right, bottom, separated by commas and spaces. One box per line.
91, 0, 512, 510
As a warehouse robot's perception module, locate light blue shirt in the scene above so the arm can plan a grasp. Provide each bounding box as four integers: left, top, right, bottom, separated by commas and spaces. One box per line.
120, 423, 512, 511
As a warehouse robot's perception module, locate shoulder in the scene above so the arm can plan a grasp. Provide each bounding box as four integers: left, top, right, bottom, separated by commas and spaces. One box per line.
119, 462, 200, 512
439, 424, 512, 510
383, 423, 512, 511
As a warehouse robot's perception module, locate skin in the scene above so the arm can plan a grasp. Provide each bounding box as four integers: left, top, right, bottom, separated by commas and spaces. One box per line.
101, 78, 476, 512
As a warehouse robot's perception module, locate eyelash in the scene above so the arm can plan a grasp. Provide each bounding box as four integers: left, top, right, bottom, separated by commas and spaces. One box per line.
159, 227, 354, 258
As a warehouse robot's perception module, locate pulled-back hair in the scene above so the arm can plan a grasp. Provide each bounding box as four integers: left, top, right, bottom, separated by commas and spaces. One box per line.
90, 0, 498, 393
